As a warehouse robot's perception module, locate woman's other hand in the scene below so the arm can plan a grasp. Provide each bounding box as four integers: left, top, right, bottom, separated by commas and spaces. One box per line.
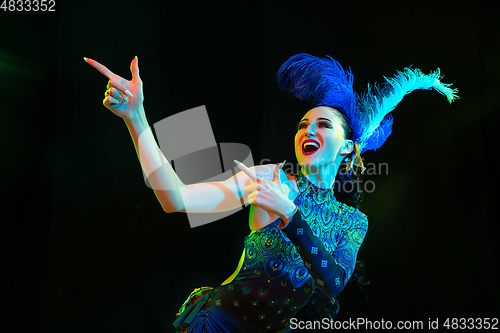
235, 160, 296, 221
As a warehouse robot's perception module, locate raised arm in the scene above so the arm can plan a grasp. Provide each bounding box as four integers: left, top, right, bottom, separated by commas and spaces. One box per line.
85, 56, 188, 212
85, 57, 277, 214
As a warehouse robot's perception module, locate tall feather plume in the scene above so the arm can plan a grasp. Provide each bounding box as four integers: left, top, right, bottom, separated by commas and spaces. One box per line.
357, 67, 459, 153
276, 53, 357, 130
277, 54, 459, 155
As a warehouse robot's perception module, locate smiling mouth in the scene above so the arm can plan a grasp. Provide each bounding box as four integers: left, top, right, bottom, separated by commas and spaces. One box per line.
302, 140, 320, 155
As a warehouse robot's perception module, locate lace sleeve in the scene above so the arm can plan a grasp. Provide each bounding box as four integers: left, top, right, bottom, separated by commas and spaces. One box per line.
281, 208, 368, 298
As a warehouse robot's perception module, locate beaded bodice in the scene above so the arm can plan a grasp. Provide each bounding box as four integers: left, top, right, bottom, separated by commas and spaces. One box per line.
206, 171, 368, 331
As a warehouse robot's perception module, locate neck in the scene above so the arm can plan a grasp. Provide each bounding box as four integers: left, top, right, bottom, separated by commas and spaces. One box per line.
300, 159, 342, 189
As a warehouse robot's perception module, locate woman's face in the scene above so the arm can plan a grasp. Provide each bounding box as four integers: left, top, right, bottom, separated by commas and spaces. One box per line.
294, 106, 351, 171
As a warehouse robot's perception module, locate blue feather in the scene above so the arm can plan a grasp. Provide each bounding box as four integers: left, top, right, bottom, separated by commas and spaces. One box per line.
276, 54, 459, 155
357, 67, 459, 152
276, 53, 357, 129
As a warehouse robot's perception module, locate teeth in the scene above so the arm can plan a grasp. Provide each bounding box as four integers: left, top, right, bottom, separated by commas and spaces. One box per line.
303, 142, 319, 148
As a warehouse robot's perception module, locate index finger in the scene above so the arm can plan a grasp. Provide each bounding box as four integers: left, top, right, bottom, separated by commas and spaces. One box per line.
273, 161, 285, 183
84, 57, 119, 79
234, 160, 259, 183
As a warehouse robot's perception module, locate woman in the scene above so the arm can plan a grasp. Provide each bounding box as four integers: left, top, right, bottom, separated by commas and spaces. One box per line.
85, 54, 457, 332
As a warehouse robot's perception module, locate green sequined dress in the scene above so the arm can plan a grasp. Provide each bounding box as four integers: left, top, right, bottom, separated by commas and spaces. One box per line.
202, 170, 368, 331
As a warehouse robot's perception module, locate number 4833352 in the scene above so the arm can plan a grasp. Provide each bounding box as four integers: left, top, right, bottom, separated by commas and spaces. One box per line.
1, 0, 56, 11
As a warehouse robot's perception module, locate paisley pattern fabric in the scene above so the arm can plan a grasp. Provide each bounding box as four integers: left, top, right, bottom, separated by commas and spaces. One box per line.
201, 171, 368, 331
293, 173, 368, 283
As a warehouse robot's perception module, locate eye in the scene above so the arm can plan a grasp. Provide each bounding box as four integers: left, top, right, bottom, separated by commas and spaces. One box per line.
296, 121, 308, 131
317, 120, 333, 128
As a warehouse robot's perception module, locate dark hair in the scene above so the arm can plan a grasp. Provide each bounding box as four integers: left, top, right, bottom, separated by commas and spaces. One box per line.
331, 108, 365, 208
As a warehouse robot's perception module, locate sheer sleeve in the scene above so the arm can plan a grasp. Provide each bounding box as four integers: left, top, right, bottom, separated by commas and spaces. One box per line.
280, 207, 368, 299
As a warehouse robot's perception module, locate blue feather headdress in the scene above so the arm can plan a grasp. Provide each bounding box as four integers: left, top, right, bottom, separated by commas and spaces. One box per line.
277, 54, 459, 164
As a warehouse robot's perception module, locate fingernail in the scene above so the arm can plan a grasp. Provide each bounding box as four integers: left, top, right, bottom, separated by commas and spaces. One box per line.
124, 96, 129, 102
125, 90, 134, 97
280, 160, 286, 169
83, 57, 88, 62
234, 160, 241, 165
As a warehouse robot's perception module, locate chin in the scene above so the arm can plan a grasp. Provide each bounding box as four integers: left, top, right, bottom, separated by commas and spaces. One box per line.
297, 156, 322, 171
298, 155, 337, 171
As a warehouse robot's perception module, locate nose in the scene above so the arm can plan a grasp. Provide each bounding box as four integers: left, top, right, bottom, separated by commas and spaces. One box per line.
305, 123, 316, 137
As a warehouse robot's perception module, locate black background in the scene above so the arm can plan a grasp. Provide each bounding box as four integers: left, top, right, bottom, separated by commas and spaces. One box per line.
2, 0, 499, 332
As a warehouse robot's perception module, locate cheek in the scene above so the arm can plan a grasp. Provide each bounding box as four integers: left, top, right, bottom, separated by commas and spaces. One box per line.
325, 134, 344, 153
294, 133, 302, 149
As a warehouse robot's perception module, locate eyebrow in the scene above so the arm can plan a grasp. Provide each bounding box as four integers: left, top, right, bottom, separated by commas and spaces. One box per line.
299, 117, 333, 123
